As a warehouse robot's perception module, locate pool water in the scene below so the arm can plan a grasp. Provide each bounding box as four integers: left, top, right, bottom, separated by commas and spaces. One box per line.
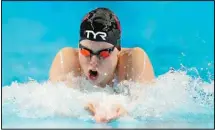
2, 1, 214, 128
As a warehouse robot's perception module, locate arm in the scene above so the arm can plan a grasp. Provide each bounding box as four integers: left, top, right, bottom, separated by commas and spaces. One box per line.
117, 47, 155, 84
49, 47, 81, 82
87, 47, 154, 123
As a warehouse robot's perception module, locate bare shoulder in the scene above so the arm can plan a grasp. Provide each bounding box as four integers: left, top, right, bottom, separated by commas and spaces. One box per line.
49, 47, 80, 82
59, 47, 79, 54
53, 47, 79, 66
117, 47, 154, 83
119, 47, 147, 56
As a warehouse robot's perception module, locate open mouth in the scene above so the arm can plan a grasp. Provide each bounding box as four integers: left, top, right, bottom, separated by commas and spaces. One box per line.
88, 70, 99, 80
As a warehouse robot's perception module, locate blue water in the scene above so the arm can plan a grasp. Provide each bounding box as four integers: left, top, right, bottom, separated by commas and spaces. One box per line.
2, 1, 214, 128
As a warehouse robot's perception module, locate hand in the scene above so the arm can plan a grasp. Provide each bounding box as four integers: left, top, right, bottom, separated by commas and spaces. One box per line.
85, 103, 127, 123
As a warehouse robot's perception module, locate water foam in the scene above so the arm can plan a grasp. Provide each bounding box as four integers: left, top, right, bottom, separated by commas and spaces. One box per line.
2, 68, 214, 128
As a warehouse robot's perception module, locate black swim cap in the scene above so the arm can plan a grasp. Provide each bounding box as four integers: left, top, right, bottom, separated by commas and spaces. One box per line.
80, 8, 121, 51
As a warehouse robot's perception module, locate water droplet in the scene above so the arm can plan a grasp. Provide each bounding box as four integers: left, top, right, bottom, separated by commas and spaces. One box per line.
181, 52, 186, 56
202, 40, 206, 43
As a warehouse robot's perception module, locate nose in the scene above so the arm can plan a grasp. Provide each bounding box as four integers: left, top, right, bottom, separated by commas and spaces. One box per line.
90, 55, 99, 67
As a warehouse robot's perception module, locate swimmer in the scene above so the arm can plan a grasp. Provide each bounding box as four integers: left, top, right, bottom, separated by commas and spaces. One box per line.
49, 7, 155, 123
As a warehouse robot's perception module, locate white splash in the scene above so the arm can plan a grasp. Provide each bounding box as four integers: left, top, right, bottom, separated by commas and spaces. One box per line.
2, 68, 214, 128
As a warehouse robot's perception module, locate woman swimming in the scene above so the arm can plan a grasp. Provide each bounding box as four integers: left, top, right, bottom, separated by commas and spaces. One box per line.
49, 7, 155, 123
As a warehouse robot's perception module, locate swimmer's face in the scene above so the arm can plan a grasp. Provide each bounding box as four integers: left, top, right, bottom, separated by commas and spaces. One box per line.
78, 40, 119, 86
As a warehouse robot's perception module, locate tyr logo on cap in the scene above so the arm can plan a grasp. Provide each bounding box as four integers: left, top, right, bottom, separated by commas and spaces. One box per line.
85, 30, 107, 41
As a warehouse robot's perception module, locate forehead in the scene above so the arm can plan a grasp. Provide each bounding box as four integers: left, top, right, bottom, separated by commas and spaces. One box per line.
80, 40, 114, 50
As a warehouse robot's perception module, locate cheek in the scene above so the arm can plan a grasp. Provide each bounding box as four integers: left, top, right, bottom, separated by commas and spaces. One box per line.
79, 54, 88, 63
79, 55, 89, 68
101, 57, 117, 71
